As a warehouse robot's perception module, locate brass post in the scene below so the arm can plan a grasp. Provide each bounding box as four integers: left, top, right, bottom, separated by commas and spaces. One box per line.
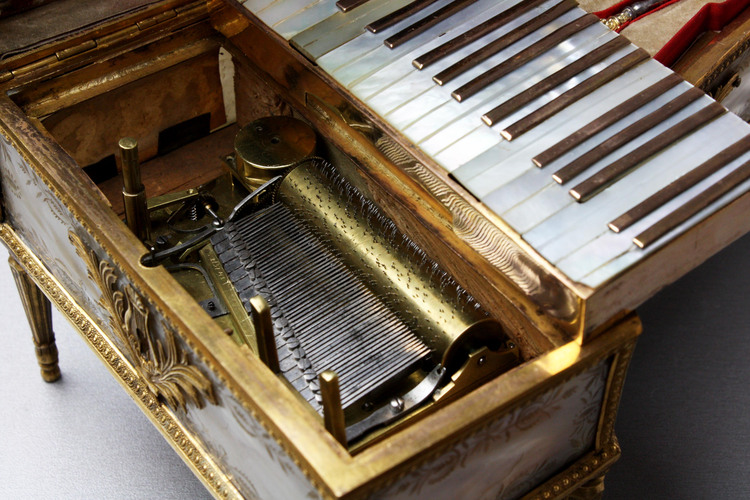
249, 295, 280, 373
119, 137, 151, 241
319, 370, 347, 446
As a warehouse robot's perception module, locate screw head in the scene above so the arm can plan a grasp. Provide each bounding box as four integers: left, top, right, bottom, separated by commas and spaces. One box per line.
390, 397, 404, 412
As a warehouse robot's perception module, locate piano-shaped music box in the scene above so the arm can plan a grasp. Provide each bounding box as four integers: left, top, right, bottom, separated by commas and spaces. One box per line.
2, 0, 749, 498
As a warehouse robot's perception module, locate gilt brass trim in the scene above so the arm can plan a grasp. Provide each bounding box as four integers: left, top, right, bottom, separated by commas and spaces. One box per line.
70, 231, 217, 413
595, 340, 638, 449
522, 441, 621, 500
0, 223, 241, 499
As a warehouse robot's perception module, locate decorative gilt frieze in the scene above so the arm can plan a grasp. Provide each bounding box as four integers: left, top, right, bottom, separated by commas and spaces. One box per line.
70, 231, 217, 413
1, 223, 238, 497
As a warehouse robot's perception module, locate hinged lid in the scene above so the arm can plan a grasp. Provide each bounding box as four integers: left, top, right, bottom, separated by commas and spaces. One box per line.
0, 0, 206, 87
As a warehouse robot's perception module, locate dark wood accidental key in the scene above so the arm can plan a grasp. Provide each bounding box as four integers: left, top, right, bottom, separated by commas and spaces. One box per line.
532, 73, 684, 167
367, 0, 441, 33
480, 37, 633, 128
433, 0, 577, 86
499, 47, 650, 140
383, 0, 479, 49
451, 13, 599, 102
412, 0, 550, 70
609, 134, 750, 233
552, 86, 705, 185
633, 159, 750, 249
570, 102, 726, 202
336, 0, 373, 12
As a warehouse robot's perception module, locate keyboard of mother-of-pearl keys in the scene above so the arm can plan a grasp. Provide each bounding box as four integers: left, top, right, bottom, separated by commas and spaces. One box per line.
240, 0, 750, 289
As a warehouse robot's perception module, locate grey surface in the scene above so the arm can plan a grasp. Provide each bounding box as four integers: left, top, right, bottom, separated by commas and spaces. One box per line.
2, 229, 750, 499
605, 231, 750, 499
0, 245, 211, 499
0, 0, 159, 57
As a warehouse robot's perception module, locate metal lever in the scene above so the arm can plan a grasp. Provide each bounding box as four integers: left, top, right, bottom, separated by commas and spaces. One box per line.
140, 176, 282, 267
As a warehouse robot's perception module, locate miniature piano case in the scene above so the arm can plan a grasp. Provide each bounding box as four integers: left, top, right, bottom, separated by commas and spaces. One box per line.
0, 0, 748, 498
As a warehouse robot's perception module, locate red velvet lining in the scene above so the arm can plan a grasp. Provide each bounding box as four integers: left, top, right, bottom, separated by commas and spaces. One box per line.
654, 0, 749, 65
592, 0, 748, 66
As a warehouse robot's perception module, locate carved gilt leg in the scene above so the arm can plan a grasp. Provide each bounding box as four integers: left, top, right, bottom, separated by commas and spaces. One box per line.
8, 257, 60, 382
566, 473, 606, 500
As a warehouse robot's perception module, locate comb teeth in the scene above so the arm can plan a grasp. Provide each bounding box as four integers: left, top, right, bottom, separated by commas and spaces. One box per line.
215, 202, 430, 411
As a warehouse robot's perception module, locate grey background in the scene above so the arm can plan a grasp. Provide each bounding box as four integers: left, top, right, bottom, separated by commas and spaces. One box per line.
2, 230, 750, 499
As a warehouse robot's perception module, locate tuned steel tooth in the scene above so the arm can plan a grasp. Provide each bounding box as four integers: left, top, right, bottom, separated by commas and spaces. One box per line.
312, 314, 417, 365
298, 293, 380, 350
303, 301, 394, 359
262, 257, 332, 296
321, 322, 424, 378
278, 269, 360, 313
340, 353, 425, 406
280, 272, 357, 321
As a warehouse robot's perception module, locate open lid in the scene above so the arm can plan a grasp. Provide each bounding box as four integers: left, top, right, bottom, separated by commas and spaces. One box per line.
0, 1, 164, 60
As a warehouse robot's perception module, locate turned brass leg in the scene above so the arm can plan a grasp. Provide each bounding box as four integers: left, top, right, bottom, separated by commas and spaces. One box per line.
566, 473, 606, 500
8, 257, 60, 382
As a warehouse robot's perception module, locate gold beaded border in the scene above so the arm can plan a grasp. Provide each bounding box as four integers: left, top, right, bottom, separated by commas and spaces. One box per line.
1, 223, 242, 500
523, 441, 621, 500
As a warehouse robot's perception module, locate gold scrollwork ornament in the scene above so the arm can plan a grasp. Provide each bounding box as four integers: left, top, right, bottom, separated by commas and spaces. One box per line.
70, 231, 217, 412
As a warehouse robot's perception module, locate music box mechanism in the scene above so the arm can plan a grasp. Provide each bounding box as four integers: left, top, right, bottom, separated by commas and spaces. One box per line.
122, 116, 519, 448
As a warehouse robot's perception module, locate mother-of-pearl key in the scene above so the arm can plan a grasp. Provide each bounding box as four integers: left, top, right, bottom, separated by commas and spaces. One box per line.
372, 8, 594, 132
610, 134, 750, 233
322, 0, 507, 88
349, 0, 542, 100
528, 112, 745, 281
406, 25, 616, 157
349, 0, 560, 117
498, 96, 715, 234
315, 0, 461, 74
459, 74, 688, 209
420, 44, 634, 164
412, 0, 552, 69
523, 113, 749, 264
440, 51, 670, 182
291, 0, 416, 59
557, 116, 750, 286
245, 0, 340, 40
422, 36, 632, 159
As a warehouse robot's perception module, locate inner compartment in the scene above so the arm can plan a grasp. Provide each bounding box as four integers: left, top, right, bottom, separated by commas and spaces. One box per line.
5, 10, 547, 448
